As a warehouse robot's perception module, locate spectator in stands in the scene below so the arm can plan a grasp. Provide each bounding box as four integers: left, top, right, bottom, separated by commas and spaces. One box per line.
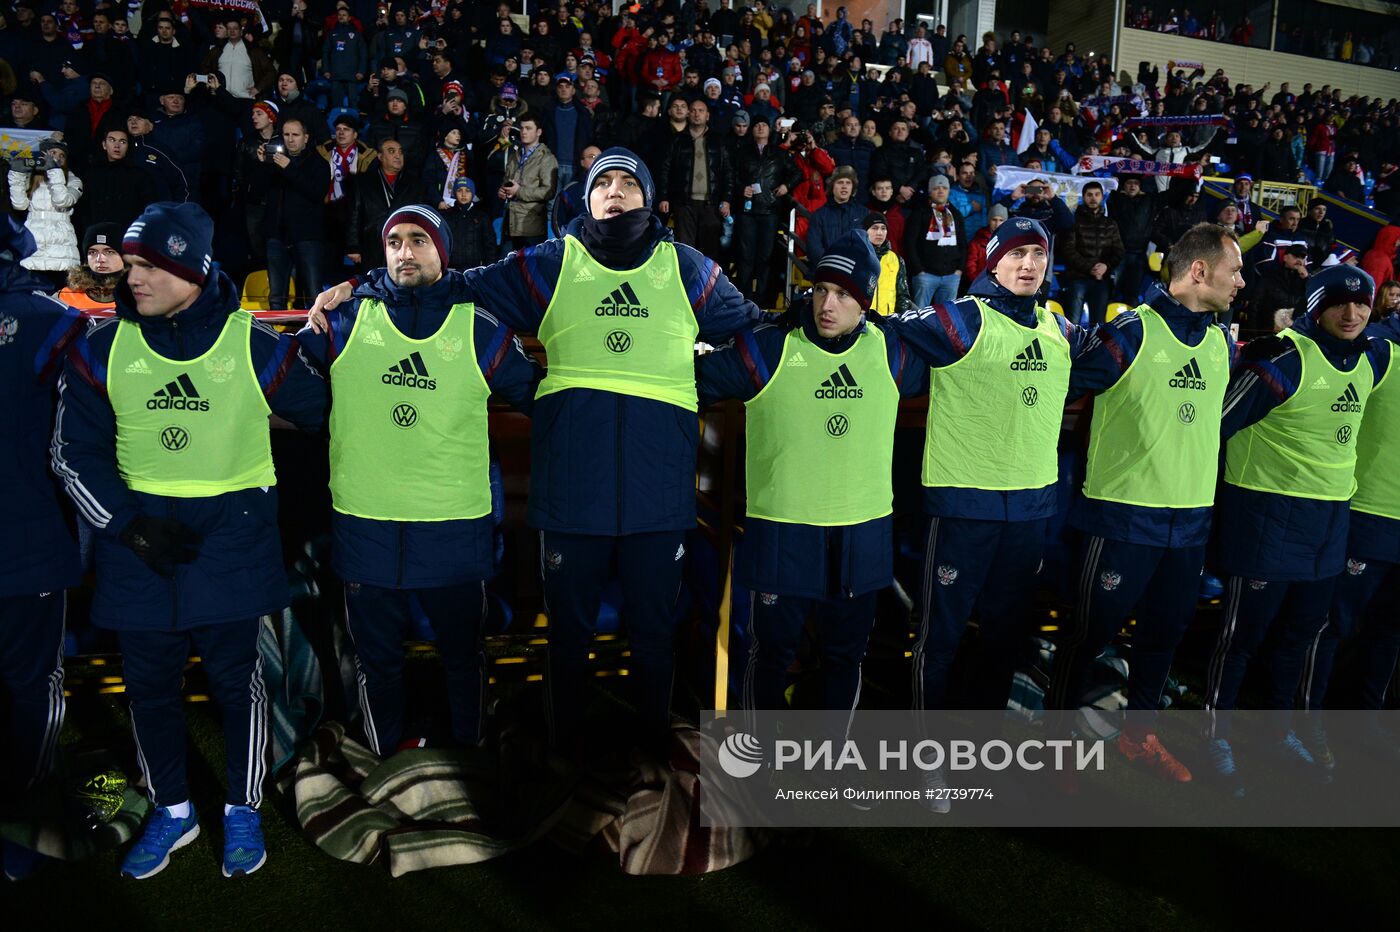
657, 99, 733, 257
500, 115, 557, 253
7, 138, 81, 281
1258, 126, 1297, 183
261, 118, 329, 310
441, 178, 492, 270
347, 139, 420, 270
270, 73, 327, 148
1058, 181, 1123, 324
873, 119, 927, 208
1129, 129, 1218, 193
786, 125, 835, 248
904, 174, 967, 307
999, 176, 1073, 241
1150, 180, 1201, 252
544, 75, 594, 191
369, 88, 429, 171
806, 164, 863, 260
204, 16, 275, 101
1258, 205, 1309, 264
1298, 200, 1336, 267
1251, 244, 1310, 325
317, 114, 376, 272
1019, 128, 1075, 174
1109, 175, 1153, 304
976, 119, 1017, 177
1376, 279, 1400, 318
944, 35, 972, 82
865, 210, 910, 315
964, 203, 1006, 285
1307, 118, 1337, 185
1325, 154, 1365, 202
1362, 226, 1400, 288
734, 116, 799, 305
77, 125, 159, 232
422, 124, 471, 211
125, 107, 188, 202
829, 114, 875, 195
866, 176, 907, 259
320, 5, 367, 108
58, 221, 124, 311
949, 161, 988, 236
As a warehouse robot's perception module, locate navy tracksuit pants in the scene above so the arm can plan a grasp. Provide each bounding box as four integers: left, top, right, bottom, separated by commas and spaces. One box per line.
0, 592, 66, 796
1046, 537, 1204, 719
1204, 576, 1335, 737
911, 516, 1047, 711
1300, 557, 1400, 711
120, 618, 267, 808
741, 590, 879, 715
539, 529, 686, 745
343, 581, 487, 755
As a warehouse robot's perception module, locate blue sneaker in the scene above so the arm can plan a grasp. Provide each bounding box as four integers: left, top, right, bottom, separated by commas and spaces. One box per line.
1199, 572, 1224, 600
222, 806, 266, 878
1206, 738, 1245, 798
121, 807, 200, 879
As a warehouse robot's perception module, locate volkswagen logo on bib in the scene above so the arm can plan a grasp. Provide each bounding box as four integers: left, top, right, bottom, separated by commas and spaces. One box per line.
1337, 424, 1353, 445
392, 402, 418, 429
605, 330, 632, 354
1178, 402, 1196, 424
160, 425, 189, 452
826, 413, 849, 437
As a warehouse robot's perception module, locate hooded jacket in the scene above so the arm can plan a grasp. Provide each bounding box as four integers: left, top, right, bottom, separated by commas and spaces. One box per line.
295, 272, 541, 588
0, 222, 85, 597
52, 272, 328, 629
696, 299, 926, 597
888, 270, 1086, 520
1216, 309, 1391, 580
1362, 225, 1400, 287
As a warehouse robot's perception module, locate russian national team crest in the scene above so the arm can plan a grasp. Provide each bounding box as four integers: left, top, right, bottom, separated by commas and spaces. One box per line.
1100, 571, 1122, 591
937, 565, 958, 586
202, 354, 236, 384
0, 314, 17, 345
1347, 559, 1367, 576
436, 334, 464, 361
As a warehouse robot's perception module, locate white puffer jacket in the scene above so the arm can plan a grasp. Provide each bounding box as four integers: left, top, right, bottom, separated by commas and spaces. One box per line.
8, 168, 83, 271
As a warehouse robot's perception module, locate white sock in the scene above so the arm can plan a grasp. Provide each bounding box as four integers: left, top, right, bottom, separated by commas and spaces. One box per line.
224, 803, 238, 816
164, 800, 191, 819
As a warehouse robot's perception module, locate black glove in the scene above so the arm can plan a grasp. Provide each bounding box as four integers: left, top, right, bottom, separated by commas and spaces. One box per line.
119, 516, 202, 577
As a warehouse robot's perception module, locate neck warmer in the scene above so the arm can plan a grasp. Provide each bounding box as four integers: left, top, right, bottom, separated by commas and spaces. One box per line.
578, 208, 657, 269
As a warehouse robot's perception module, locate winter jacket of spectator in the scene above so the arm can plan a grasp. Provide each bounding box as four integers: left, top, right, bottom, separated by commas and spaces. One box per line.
904, 199, 967, 277
393, 211, 762, 535
641, 46, 682, 92
24, 33, 75, 83
999, 192, 1075, 240
1250, 260, 1309, 321
1325, 167, 1365, 203
442, 199, 493, 270
1059, 203, 1124, 279
294, 273, 540, 588
886, 267, 1085, 520
367, 112, 430, 170
944, 51, 972, 82
827, 135, 876, 194
1306, 121, 1336, 157
1065, 281, 1237, 547
264, 148, 333, 244
373, 25, 422, 69
1128, 128, 1218, 192
734, 139, 800, 216
871, 241, 912, 316
53, 274, 327, 630
1215, 309, 1389, 580
872, 139, 928, 195
657, 129, 735, 207
346, 164, 424, 265
1257, 136, 1296, 183
976, 138, 1018, 177
1018, 139, 1076, 174
80, 154, 163, 232
201, 39, 277, 98
963, 225, 992, 283
8, 168, 82, 272
1107, 189, 1154, 253
866, 194, 908, 258
695, 305, 925, 598
805, 196, 865, 260
268, 92, 329, 148
315, 138, 379, 195
137, 37, 196, 99
542, 100, 595, 169
0, 240, 84, 598
504, 141, 558, 238
321, 24, 368, 81
947, 180, 988, 235
1362, 225, 1400, 287
144, 109, 203, 184
1298, 216, 1336, 267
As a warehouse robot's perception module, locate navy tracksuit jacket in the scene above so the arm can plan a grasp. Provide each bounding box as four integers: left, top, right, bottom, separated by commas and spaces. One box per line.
887, 273, 1085, 711
1047, 284, 1237, 717
0, 260, 85, 794
1205, 311, 1390, 729
296, 272, 542, 753
696, 303, 926, 714
54, 273, 327, 806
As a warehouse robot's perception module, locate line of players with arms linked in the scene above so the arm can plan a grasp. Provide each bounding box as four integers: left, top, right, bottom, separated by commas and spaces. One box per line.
2, 143, 1395, 880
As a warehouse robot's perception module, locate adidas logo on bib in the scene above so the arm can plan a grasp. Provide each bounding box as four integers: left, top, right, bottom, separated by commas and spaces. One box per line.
1009, 338, 1048, 372
815, 363, 863, 398
362, 328, 385, 346
595, 281, 649, 318
382, 351, 437, 390
1169, 357, 1207, 391
125, 357, 153, 374
147, 373, 209, 411
1310, 375, 1330, 391
1153, 349, 1171, 364
573, 265, 596, 283
1331, 382, 1362, 413
787, 351, 808, 367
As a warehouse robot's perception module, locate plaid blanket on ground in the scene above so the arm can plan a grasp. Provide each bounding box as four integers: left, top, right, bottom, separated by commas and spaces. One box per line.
283, 720, 771, 876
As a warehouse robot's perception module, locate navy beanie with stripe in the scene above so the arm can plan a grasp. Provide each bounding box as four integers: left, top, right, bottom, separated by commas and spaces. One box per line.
122, 201, 214, 285
1307, 264, 1374, 319
584, 147, 655, 209
382, 204, 453, 270
812, 229, 880, 310
985, 216, 1050, 273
